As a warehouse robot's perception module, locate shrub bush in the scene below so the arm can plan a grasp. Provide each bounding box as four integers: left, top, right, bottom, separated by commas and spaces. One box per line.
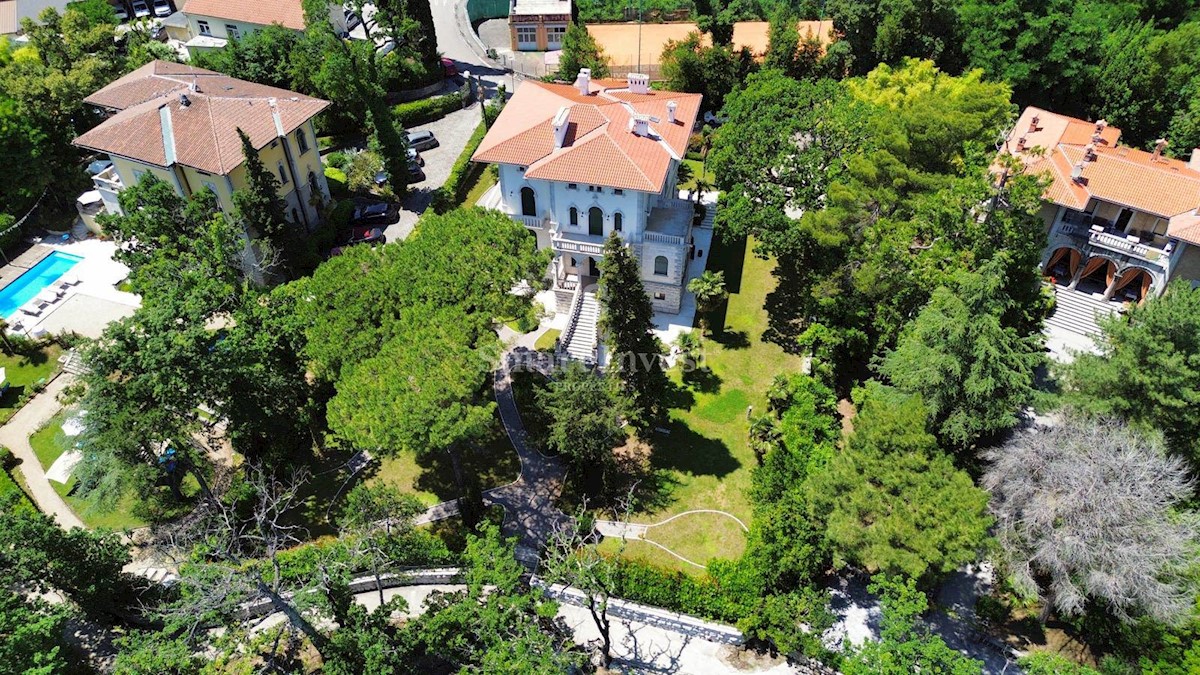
608, 557, 749, 625
324, 167, 349, 198
0, 445, 13, 469
394, 93, 463, 127
325, 151, 350, 170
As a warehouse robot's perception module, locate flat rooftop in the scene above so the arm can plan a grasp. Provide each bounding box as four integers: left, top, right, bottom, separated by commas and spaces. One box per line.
510, 0, 571, 16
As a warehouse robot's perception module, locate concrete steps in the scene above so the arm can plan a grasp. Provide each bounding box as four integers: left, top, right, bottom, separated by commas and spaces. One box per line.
563, 291, 600, 362
1045, 286, 1119, 339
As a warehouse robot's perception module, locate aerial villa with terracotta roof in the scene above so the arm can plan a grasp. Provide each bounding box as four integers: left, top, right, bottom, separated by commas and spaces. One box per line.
178, 0, 347, 56
1001, 106, 1200, 309
472, 70, 703, 356
73, 60, 332, 279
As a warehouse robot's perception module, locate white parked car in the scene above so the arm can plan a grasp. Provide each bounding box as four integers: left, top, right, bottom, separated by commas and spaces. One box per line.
152, 0, 173, 17
131, 0, 151, 18
111, 1, 129, 21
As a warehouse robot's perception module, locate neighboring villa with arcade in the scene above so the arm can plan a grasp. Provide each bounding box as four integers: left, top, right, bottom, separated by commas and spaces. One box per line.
472, 69, 703, 361
999, 106, 1200, 352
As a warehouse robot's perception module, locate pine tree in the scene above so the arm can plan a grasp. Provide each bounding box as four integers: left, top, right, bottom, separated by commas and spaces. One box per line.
598, 233, 668, 429
557, 21, 609, 79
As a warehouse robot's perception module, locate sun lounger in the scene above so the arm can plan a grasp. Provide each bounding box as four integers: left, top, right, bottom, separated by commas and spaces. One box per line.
29, 327, 48, 339
36, 290, 59, 305
20, 305, 43, 318
60, 275, 80, 286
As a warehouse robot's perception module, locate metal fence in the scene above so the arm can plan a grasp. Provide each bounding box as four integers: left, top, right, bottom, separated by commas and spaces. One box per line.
467, 0, 510, 23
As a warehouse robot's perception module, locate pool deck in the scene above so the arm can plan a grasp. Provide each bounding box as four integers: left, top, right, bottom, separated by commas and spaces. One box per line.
0, 245, 55, 290
5, 237, 140, 339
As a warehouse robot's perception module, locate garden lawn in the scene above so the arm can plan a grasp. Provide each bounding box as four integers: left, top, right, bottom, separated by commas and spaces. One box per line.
679, 158, 715, 192
460, 165, 498, 208
534, 328, 560, 352
30, 411, 147, 530
631, 236, 804, 572
364, 408, 521, 508
0, 344, 63, 424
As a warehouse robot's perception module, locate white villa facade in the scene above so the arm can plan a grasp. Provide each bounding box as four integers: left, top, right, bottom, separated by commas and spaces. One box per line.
474, 71, 702, 316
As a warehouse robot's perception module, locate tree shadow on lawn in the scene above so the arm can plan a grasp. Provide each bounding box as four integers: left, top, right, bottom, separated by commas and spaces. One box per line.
762, 257, 811, 354
681, 365, 722, 394
695, 232, 748, 337
649, 420, 739, 480
709, 328, 749, 350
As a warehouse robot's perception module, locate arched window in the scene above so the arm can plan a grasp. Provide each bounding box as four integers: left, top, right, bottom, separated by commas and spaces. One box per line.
569, 207, 578, 226
308, 171, 319, 193
654, 255, 668, 276
588, 207, 603, 236
613, 212, 623, 232
520, 187, 536, 217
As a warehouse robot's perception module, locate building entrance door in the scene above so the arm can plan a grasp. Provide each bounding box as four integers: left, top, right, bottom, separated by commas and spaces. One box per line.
588, 257, 599, 277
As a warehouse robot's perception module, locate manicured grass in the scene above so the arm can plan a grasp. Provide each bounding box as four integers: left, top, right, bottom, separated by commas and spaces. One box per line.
627, 236, 803, 572
534, 328, 560, 352
364, 408, 521, 507
31, 410, 147, 530
460, 164, 499, 208
0, 345, 63, 424
679, 158, 715, 192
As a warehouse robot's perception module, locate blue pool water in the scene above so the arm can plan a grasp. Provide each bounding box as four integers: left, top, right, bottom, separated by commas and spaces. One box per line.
0, 252, 84, 318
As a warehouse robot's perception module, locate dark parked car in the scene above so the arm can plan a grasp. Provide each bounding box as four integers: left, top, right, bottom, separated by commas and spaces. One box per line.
329, 226, 386, 256
350, 203, 390, 226
344, 9, 362, 30
406, 130, 439, 151
441, 57, 458, 78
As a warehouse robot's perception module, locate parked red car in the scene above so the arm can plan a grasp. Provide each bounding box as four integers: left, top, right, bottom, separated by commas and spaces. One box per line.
442, 57, 458, 78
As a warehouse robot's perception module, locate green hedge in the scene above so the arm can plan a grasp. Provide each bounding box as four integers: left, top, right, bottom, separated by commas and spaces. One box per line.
395, 92, 463, 127
607, 557, 750, 625
431, 120, 489, 213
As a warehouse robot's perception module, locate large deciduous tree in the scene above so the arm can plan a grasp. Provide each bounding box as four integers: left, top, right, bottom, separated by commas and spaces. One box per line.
983, 414, 1199, 623
598, 233, 669, 430
806, 383, 991, 581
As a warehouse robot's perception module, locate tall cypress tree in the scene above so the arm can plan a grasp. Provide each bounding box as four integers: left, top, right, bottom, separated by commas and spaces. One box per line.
233, 128, 304, 277
598, 233, 669, 429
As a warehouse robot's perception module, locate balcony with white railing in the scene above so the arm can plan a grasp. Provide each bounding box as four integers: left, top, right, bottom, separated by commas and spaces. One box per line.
511, 214, 548, 230
550, 226, 605, 256
1054, 210, 1170, 268
92, 165, 124, 194
643, 199, 692, 247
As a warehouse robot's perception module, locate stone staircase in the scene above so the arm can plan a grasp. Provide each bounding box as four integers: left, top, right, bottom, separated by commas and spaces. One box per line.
562, 289, 600, 362
59, 349, 89, 376
1045, 287, 1118, 340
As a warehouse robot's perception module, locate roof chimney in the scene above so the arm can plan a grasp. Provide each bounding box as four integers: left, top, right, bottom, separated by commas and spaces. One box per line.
629, 113, 651, 137
1029, 114, 1040, 132
575, 68, 591, 96
179, 93, 190, 107
1071, 162, 1085, 183
1084, 143, 1096, 161
1190, 148, 1200, 172
1095, 119, 1108, 134
666, 100, 677, 123
627, 73, 649, 95
552, 106, 570, 149
1015, 135, 1026, 152
1152, 138, 1169, 161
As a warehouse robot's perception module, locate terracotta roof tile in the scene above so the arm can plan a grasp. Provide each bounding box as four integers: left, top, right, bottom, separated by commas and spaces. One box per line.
181, 0, 305, 30
1002, 106, 1200, 243
74, 60, 328, 175
472, 79, 701, 193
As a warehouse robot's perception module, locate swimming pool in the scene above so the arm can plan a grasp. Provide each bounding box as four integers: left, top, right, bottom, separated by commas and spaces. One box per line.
0, 252, 84, 319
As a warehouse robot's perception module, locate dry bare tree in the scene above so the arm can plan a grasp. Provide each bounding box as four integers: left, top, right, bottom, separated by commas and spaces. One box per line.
983, 414, 1199, 624
149, 463, 328, 655
539, 493, 637, 669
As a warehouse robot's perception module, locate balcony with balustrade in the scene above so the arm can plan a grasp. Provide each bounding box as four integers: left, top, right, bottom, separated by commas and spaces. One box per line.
1051, 208, 1172, 271
643, 198, 693, 247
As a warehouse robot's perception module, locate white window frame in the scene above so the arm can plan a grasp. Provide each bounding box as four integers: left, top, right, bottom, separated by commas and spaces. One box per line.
516, 25, 537, 46
278, 163, 289, 185
654, 255, 669, 276
225, 24, 240, 39
295, 129, 309, 154
197, 20, 211, 36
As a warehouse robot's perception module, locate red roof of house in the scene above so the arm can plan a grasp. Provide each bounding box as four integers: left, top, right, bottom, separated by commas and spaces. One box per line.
74, 61, 328, 175
472, 77, 702, 193
1002, 106, 1200, 244
181, 0, 306, 30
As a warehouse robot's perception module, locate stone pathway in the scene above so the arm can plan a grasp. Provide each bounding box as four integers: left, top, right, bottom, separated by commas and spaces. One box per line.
484, 351, 569, 560
0, 374, 83, 529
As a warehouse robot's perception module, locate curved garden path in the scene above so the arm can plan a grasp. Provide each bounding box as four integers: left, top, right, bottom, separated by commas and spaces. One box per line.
595, 510, 750, 570
0, 374, 84, 529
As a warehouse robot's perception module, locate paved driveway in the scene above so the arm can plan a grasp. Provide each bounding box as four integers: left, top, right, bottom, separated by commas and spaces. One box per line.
381, 103, 488, 241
